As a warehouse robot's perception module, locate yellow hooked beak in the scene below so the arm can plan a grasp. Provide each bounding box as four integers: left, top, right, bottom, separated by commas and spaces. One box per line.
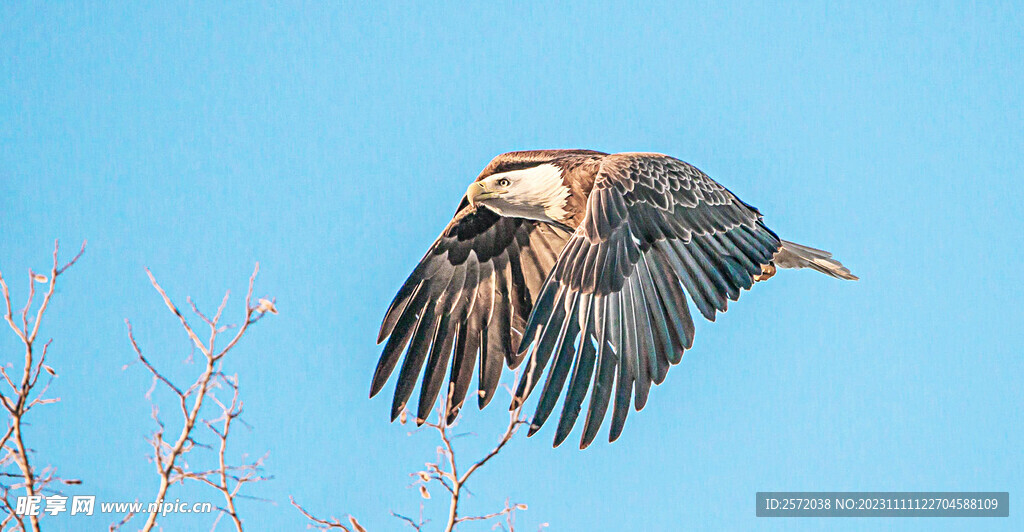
466, 181, 503, 206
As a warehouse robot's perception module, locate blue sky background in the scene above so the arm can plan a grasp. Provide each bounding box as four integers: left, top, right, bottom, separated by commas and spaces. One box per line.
2, 1, 1022, 530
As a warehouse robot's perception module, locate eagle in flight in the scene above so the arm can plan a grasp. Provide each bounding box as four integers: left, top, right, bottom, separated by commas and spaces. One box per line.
372, 150, 856, 448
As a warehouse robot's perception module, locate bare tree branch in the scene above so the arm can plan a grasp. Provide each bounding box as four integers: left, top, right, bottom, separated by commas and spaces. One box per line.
415, 381, 530, 532
115, 264, 273, 532
293, 373, 536, 532
0, 240, 85, 532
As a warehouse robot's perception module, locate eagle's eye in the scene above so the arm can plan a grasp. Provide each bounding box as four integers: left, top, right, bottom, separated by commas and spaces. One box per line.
497, 178, 510, 187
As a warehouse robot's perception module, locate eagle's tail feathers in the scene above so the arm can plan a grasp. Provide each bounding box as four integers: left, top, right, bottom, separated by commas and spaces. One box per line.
774, 240, 858, 281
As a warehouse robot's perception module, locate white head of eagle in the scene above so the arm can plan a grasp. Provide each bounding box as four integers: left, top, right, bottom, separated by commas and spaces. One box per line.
466, 163, 572, 225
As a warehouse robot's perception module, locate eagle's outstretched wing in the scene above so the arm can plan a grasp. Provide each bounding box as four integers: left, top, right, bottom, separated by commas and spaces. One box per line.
373, 203, 572, 424
514, 153, 782, 448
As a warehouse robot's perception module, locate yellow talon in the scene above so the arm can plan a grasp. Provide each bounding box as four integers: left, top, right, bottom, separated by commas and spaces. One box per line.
754, 262, 776, 282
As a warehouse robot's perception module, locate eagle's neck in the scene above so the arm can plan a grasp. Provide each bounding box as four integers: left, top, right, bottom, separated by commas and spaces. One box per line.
514, 163, 572, 222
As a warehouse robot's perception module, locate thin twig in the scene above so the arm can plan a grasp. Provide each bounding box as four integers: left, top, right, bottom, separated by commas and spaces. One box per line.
290, 497, 354, 531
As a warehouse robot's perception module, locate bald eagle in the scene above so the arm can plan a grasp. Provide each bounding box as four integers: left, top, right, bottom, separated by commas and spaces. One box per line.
372, 150, 856, 448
